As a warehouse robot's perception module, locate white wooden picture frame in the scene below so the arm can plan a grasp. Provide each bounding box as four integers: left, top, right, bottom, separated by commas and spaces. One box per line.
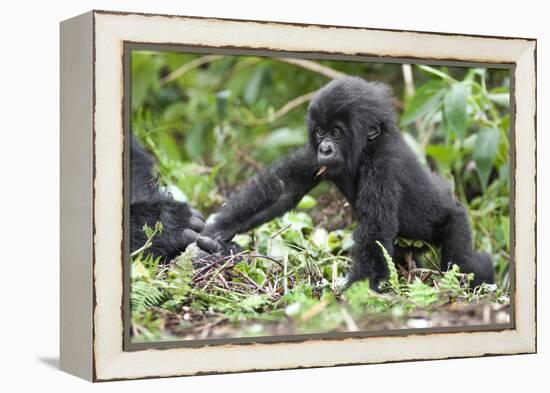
60, 10, 536, 381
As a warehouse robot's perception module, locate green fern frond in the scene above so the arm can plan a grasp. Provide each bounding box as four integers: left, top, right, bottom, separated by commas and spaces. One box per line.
376, 241, 401, 294
131, 281, 166, 313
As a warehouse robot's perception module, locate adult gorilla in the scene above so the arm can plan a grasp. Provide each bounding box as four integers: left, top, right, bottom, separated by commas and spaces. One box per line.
130, 135, 205, 261
197, 77, 494, 289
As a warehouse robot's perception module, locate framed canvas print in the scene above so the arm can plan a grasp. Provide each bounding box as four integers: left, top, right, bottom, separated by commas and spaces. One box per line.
60, 10, 537, 382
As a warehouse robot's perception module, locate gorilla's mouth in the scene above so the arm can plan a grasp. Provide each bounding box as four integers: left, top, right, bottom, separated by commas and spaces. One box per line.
317, 154, 344, 173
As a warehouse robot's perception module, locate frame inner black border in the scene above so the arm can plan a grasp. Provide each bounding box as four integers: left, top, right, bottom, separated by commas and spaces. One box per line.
122, 42, 516, 352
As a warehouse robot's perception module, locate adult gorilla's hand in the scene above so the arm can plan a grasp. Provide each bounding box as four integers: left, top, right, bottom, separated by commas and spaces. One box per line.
196, 225, 243, 256
196, 218, 230, 253
196, 234, 224, 254
189, 207, 206, 231
196, 212, 236, 254
180, 207, 206, 245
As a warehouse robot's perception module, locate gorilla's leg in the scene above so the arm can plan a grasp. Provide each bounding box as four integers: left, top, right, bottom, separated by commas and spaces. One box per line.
348, 230, 393, 291
440, 203, 494, 286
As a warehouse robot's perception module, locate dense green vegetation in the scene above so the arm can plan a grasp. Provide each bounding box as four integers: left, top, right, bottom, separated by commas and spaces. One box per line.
130, 51, 511, 342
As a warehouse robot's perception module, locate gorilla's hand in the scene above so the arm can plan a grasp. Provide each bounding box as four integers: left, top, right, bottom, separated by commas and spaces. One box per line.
196, 233, 224, 254
189, 207, 206, 231
179, 207, 206, 246
194, 218, 243, 263
195, 213, 235, 254
196, 221, 230, 255
196, 233, 243, 261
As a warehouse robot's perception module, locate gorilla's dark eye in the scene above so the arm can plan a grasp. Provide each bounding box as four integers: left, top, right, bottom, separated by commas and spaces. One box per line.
315, 127, 325, 137
331, 127, 341, 138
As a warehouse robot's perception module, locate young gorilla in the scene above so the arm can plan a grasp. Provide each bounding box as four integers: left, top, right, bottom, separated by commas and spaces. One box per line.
130, 135, 205, 261
197, 77, 495, 289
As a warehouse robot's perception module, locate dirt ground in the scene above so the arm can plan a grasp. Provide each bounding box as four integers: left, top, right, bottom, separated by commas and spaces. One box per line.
139, 302, 510, 342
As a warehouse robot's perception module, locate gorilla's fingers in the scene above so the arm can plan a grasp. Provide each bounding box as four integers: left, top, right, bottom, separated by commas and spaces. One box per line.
196, 235, 223, 253
189, 216, 205, 232
190, 207, 205, 221
184, 242, 211, 265
182, 229, 199, 244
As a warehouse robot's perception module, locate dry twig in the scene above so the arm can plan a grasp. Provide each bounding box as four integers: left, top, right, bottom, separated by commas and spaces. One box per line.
160, 55, 224, 85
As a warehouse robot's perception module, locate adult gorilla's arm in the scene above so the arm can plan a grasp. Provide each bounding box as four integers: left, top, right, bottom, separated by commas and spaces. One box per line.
197, 147, 320, 252
130, 135, 205, 260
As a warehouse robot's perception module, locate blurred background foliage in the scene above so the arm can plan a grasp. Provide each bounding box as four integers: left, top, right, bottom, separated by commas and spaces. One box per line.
130, 51, 511, 341
131, 50, 510, 288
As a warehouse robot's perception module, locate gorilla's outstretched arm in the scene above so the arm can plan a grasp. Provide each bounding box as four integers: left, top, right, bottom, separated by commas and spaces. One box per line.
197, 147, 320, 252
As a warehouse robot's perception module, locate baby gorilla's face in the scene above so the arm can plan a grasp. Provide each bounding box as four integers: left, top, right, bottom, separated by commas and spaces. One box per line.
309, 119, 348, 176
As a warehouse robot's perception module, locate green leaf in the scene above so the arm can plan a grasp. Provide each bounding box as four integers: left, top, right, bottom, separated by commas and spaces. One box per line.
131, 260, 150, 281
163, 102, 187, 122
216, 90, 231, 120
297, 195, 317, 209
131, 52, 162, 111
413, 240, 425, 248
184, 123, 206, 159
156, 133, 182, 162
473, 127, 500, 189
402, 132, 426, 164
248, 268, 267, 287
488, 86, 510, 107
241, 295, 269, 310
269, 238, 291, 260
487, 93, 509, 107
426, 145, 459, 173
244, 66, 266, 105
408, 278, 438, 307
131, 281, 165, 312
401, 80, 446, 126
376, 241, 400, 294
263, 127, 307, 148
444, 82, 469, 140
233, 234, 252, 249
310, 228, 329, 250
327, 230, 351, 251
394, 237, 425, 249
345, 280, 392, 314
438, 264, 472, 293
282, 211, 314, 231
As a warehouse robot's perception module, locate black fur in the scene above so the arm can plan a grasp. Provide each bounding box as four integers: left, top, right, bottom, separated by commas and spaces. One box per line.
130, 135, 205, 261
198, 77, 494, 289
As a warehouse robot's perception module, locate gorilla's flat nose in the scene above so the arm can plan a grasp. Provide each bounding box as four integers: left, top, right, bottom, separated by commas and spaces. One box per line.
319, 140, 334, 156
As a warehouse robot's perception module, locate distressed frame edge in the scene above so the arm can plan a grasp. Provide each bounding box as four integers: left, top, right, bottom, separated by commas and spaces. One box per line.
512, 40, 537, 354
91, 9, 537, 42
87, 11, 536, 381
59, 11, 95, 381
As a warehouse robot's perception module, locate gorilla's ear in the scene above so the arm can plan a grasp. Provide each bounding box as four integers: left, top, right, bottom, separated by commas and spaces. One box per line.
367, 124, 382, 140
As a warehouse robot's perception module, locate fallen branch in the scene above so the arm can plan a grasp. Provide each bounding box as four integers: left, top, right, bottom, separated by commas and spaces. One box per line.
250, 90, 318, 126
276, 58, 346, 79
160, 55, 224, 85
234, 146, 263, 170
300, 300, 328, 322
340, 308, 360, 332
